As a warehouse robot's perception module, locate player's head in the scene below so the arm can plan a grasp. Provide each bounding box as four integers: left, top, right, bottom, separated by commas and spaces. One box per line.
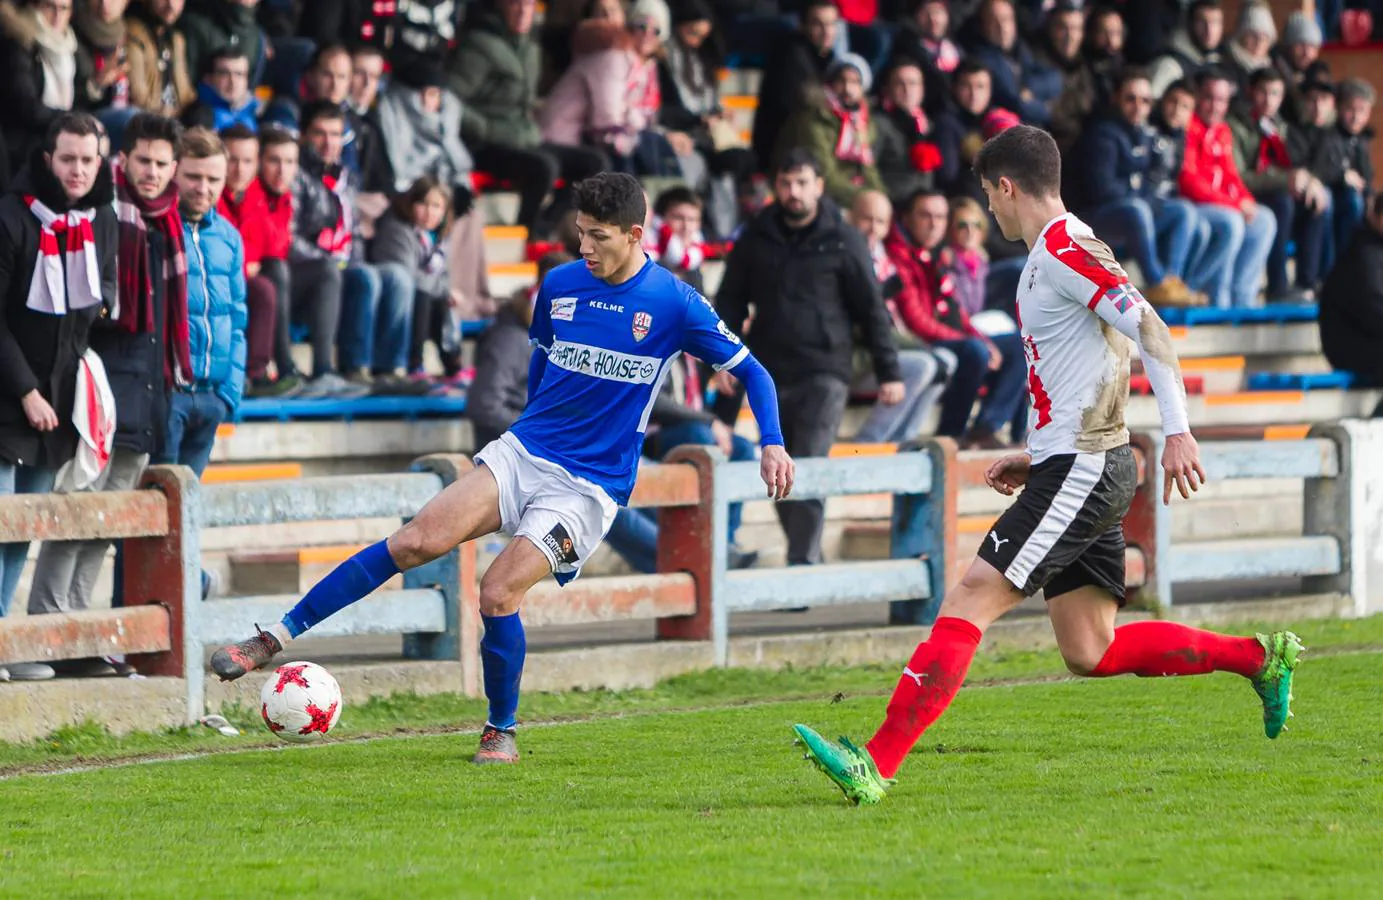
572, 172, 647, 281
974, 124, 1061, 241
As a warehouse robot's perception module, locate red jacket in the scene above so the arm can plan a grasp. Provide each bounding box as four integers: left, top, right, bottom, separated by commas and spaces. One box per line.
835, 0, 877, 25
218, 179, 290, 268
1179, 114, 1251, 208
885, 227, 979, 344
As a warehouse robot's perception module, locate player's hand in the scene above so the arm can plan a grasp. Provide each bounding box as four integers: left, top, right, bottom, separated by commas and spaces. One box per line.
985, 453, 1030, 496
710, 418, 734, 456
21, 390, 58, 432
877, 380, 906, 406
760, 444, 794, 500
1161, 431, 1206, 504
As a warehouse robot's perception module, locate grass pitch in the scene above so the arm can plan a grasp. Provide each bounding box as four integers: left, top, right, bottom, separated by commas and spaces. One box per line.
0, 616, 1380, 899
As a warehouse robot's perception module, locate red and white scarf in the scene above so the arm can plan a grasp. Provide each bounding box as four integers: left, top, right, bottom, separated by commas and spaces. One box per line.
318, 169, 354, 261
825, 90, 874, 166
25, 197, 102, 315
654, 219, 706, 271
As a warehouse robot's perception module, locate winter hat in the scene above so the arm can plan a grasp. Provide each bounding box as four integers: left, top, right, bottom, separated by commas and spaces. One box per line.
394, 59, 448, 90
1283, 10, 1323, 46
630, 0, 672, 39
1236, 2, 1278, 42
826, 52, 873, 93
671, 0, 713, 26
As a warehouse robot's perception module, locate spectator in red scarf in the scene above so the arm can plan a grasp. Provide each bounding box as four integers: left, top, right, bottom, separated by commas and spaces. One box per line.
73, 0, 137, 147
1229, 67, 1329, 301
887, 188, 1025, 448
0, 113, 115, 654
872, 58, 957, 204
649, 185, 707, 291
26, 112, 184, 675
217, 123, 281, 391
888, 0, 962, 118
777, 53, 885, 206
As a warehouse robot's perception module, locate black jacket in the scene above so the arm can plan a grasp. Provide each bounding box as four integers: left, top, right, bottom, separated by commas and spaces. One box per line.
716, 199, 899, 388
91, 227, 169, 455
751, 33, 834, 171
0, 151, 115, 467
1319, 225, 1383, 380
288, 155, 341, 264
0, 2, 97, 174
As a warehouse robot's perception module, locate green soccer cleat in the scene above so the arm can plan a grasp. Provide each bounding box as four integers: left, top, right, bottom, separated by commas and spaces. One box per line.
792, 724, 894, 806
1251, 631, 1305, 739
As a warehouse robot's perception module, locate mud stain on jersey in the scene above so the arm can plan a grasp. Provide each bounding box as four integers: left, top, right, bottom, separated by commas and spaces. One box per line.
1137, 310, 1186, 390
1076, 320, 1131, 452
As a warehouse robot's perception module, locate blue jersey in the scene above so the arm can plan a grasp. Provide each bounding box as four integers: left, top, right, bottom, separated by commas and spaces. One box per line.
508, 257, 748, 505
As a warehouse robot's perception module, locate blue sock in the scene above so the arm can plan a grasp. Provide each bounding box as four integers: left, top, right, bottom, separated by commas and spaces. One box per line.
480, 612, 526, 730
281, 540, 400, 638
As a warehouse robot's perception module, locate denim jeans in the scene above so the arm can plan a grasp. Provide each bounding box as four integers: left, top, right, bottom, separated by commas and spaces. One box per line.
0, 462, 57, 616
341, 262, 414, 373
1086, 196, 1198, 285
156, 390, 226, 476
934, 332, 1028, 438
1189, 204, 1277, 308
652, 421, 755, 543
604, 507, 659, 575
855, 348, 955, 443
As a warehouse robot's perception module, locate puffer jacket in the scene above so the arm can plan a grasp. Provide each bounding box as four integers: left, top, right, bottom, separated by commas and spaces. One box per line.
449, 7, 542, 149
182, 205, 247, 414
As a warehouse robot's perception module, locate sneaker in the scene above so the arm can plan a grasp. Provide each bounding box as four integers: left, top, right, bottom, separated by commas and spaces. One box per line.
1144, 277, 1195, 307
727, 546, 759, 570
299, 373, 371, 399
249, 373, 305, 398
960, 427, 1006, 451
792, 724, 893, 805
209, 624, 283, 682
1251, 631, 1304, 739
372, 372, 433, 396
472, 725, 519, 765
7, 662, 56, 681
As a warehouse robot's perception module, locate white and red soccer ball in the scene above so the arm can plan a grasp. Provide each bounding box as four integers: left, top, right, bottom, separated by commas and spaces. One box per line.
260, 661, 343, 743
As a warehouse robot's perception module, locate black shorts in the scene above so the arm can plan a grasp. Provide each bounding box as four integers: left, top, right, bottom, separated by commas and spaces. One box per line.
976, 445, 1138, 604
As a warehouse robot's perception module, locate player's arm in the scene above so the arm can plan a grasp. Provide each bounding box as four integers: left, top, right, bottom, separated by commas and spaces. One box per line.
1051, 236, 1207, 503
680, 288, 794, 500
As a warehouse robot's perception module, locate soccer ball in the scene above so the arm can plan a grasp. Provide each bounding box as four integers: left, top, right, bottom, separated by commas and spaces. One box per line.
260, 661, 343, 743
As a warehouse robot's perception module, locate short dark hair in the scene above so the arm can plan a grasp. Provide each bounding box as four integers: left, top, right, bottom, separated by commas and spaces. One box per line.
1248, 67, 1286, 90
219, 122, 257, 145
310, 43, 351, 71
802, 0, 836, 16
350, 43, 384, 61
1112, 66, 1151, 96
1163, 78, 1195, 99
974, 124, 1062, 198
300, 99, 346, 133
44, 111, 103, 153
573, 172, 647, 230
205, 45, 250, 79
654, 185, 702, 217
1189, 0, 1221, 17
772, 145, 822, 178
1196, 66, 1236, 92
258, 124, 297, 150
392, 174, 454, 233
953, 59, 990, 82
537, 250, 575, 281
901, 187, 947, 215
122, 112, 184, 156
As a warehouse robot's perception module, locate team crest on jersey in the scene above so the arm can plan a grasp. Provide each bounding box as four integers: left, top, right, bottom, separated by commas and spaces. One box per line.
1102, 283, 1144, 313
632, 311, 652, 341
716, 320, 741, 344
551, 297, 577, 321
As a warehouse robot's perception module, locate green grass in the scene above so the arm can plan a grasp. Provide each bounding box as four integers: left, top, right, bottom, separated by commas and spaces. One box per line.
0, 620, 1380, 897
4, 613, 1383, 774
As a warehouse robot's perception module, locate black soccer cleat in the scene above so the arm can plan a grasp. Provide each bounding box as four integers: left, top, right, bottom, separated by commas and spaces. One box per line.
210, 625, 283, 682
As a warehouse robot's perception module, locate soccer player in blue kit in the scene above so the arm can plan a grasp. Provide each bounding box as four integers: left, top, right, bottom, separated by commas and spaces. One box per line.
210, 173, 796, 763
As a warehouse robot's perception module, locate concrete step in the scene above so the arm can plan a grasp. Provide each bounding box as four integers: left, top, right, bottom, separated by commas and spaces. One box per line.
482, 225, 529, 264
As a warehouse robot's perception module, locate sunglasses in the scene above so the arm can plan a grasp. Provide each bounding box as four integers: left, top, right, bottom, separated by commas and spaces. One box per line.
955, 220, 984, 230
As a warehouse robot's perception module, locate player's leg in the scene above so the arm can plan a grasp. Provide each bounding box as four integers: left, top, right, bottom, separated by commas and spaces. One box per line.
1045, 546, 1304, 738
209, 464, 504, 681
793, 559, 1024, 804
471, 537, 552, 765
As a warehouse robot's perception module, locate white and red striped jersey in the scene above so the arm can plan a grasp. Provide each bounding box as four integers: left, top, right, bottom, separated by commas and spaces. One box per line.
1017, 213, 1189, 463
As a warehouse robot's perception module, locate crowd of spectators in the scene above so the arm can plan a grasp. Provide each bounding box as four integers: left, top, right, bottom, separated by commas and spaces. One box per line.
0, 0, 1378, 665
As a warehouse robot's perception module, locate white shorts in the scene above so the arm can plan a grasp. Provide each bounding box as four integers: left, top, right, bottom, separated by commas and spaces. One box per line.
474, 432, 619, 585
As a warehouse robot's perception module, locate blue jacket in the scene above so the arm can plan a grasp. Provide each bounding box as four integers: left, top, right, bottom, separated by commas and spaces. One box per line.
966, 40, 1062, 127
183, 206, 248, 414
1075, 115, 1167, 210
183, 82, 259, 133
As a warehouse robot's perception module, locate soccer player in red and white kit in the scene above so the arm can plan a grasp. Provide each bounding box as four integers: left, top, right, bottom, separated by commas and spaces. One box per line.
794, 126, 1304, 805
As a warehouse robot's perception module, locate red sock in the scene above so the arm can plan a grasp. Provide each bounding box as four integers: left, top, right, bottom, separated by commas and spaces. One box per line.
866, 616, 983, 779
1090, 621, 1265, 678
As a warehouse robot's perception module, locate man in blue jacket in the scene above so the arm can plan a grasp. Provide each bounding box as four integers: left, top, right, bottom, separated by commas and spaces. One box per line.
963, 0, 1061, 128
158, 126, 247, 476
1074, 68, 1201, 307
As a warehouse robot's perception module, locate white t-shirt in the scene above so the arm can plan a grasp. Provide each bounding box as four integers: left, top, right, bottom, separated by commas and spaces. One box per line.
1017, 213, 1190, 464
